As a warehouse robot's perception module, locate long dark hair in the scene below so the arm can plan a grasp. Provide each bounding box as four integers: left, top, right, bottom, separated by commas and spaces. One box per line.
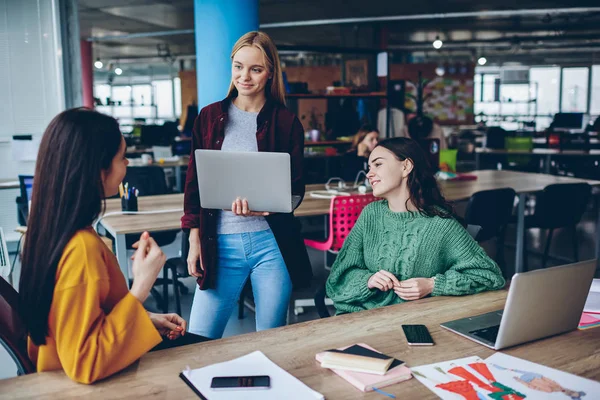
19, 108, 122, 345
377, 137, 453, 218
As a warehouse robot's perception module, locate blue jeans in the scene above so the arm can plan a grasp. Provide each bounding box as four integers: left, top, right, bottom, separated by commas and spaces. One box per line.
188, 229, 292, 339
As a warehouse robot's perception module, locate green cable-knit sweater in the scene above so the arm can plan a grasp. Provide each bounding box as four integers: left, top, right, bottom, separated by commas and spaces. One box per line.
325, 200, 506, 314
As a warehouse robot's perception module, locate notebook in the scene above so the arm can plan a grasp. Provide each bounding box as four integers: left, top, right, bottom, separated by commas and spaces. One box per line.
319, 350, 394, 375
316, 343, 412, 392
180, 351, 324, 399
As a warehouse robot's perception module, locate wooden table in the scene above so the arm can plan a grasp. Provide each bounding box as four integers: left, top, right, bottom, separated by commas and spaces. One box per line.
0, 179, 19, 190
99, 171, 600, 284
475, 148, 600, 173
1, 291, 598, 399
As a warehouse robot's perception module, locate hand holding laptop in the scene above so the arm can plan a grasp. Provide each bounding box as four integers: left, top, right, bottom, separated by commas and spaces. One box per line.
229, 197, 270, 217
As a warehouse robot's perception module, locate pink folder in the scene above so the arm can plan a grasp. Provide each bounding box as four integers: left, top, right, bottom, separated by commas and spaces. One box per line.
316, 343, 412, 392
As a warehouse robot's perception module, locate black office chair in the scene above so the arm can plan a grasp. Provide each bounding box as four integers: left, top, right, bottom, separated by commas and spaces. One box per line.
15, 175, 34, 226
464, 188, 516, 272
121, 166, 186, 313
314, 224, 484, 318
161, 230, 192, 316
518, 183, 592, 270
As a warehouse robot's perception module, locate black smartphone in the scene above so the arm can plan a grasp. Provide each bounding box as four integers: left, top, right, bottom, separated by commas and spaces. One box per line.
402, 324, 434, 346
210, 375, 271, 390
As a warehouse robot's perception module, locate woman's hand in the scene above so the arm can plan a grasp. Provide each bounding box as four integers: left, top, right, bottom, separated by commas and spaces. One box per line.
148, 312, 187, 340
129, 232, 166, 303
394, 278, 435, 301
229, 198, 270, 217
367, 270, 401, 291
187, 228, 204, 278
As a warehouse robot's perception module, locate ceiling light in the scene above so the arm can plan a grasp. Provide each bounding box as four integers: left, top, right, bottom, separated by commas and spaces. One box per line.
94, 58, 103, 69
477, 57, 487, 66
115, 67, 123, 75
433, 36, 443, 50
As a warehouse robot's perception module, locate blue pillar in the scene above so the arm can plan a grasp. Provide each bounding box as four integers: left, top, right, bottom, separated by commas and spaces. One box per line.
194, 0, 259, 110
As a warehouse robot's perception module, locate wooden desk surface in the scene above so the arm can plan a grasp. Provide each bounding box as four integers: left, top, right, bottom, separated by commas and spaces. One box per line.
98, 170, 600, 236
476, 148, 600, 156
438, 170, 600, 202
0, 179, 19, 190
1, 291, 598, 399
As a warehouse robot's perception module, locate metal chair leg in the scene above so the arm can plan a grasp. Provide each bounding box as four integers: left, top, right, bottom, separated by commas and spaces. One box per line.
522, 228, 529, 272
496, 225, 506, 271
542, 228, 554, 269
572, 225, 579, 262
162, 267, 169, 313
171, 266, 181, 316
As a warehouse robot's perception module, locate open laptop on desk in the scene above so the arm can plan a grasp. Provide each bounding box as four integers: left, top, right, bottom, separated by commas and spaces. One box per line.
195, 150, 301, 213
441, 260, 596, 350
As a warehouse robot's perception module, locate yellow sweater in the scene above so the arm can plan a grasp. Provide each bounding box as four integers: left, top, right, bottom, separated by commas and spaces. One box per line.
27, 227, 162, 384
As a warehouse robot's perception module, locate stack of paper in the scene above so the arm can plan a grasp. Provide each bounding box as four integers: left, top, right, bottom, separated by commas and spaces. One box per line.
579, 312, 600, 330
580, 278, 600, 330
411, 353, 600, 399
180, 351, 323, 400
316, 343, 412, 392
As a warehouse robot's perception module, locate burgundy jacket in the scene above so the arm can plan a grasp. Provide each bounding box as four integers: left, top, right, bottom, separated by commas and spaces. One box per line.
181, 97, 312, 289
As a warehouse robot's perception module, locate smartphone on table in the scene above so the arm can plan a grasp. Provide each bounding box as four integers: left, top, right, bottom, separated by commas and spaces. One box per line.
210, 375, 271, 390
402, 324, 434, 346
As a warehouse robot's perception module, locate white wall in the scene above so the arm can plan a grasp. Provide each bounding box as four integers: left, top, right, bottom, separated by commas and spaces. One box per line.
0, 0, 65, 177
0, 0, 65, 239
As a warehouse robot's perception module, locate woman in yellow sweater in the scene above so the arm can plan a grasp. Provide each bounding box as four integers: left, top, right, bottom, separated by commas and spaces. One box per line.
19, 108, 191, 384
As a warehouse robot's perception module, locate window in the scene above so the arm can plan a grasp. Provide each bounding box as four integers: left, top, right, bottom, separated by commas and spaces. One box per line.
590, 65, 600, 115
94, 84, 111, 106
474, 74, 500, 118
530, 67, 560, 130
561, 67, 589, 113
174, 77, 182, 119
111, 86, 132, 118
132, 85, 153, 118
482, 74, 499, 102
152, 80, 175, 119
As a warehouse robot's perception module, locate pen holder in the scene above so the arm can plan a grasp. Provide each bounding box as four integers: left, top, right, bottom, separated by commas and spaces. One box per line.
121, 196, 138, 212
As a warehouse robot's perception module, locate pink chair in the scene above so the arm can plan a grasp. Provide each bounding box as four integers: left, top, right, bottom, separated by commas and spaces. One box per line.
305, 194, 377, 254
295, 194, 377, 315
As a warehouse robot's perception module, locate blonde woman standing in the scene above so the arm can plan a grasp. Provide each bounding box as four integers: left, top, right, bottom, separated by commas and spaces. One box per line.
182, 31, 309, 338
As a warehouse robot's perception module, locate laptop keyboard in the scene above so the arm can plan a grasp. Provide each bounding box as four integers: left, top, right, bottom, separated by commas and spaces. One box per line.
469, 325, 500, 343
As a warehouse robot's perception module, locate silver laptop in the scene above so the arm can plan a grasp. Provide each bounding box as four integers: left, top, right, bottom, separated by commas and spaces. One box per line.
441, 260, 596, 350
195, 149, 300, 213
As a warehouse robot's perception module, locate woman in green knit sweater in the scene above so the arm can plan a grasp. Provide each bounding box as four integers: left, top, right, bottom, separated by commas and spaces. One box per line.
326, 138, 505, 314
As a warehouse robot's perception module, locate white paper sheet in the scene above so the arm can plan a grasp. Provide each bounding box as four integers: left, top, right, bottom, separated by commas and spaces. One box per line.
11, 135, 40, 161
411, 353, 600, 400
411, 356, 484, 399
583, 279, 600, 313
485, 353, 600, 399
181, 351, 324, 400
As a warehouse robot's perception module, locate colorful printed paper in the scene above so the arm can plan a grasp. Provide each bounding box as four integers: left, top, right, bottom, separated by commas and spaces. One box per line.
411, 353, 599, 399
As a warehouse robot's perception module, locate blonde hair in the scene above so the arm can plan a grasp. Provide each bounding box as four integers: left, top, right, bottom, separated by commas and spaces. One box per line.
226, 31, 286, 105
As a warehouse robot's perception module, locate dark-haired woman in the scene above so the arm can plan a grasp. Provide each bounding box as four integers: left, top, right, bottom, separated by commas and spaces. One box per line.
326, 137, 505, 314
19, 108, 188, 384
